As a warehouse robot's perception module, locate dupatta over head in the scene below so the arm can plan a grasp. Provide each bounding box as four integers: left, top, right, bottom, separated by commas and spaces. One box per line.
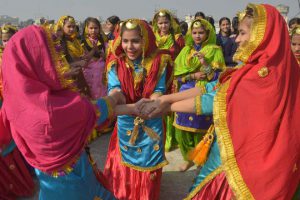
216, 4, 300, 199
106, 19, 173, 103
1, 25, 96, 173
174, 18, 225, 76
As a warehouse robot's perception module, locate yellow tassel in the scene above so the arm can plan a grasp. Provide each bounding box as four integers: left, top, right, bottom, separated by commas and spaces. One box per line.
193, 141, 211, 166
65, 166, 73, 173
129, 125, 139, 145
187, 139, 205, 161
142, 125, 160, 142
52, 172, 58, 178
187, 125, 215, 166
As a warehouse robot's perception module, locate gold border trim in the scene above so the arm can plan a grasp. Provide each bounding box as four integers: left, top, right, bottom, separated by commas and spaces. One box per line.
233, 4, 267, 63
121, 159, 168, 172
184, 167, 223, 200
213, 79, 254, 199
42, 26, 76, 90
195, 95, 202, 115
173, 122, 208, 133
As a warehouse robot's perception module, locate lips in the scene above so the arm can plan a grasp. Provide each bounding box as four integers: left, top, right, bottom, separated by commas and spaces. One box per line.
295, 53, 300, 58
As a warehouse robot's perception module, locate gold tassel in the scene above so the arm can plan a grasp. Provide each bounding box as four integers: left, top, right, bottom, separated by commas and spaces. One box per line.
129, 125, 139, 145
143, 125, 160, 142
129, 117, 144, 145
187, 125, 215, 166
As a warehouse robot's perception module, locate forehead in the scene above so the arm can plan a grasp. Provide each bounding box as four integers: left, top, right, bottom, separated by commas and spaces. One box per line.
87, 22, 99, 27
64, 20, 75, 26
157, 16, 169, 22
292, 34, 300, 42
2, 32, 11, 39
221, 19, 230, 24
192, 26, 205, 32
121, 29, 142, 39
239, 18, 252, 29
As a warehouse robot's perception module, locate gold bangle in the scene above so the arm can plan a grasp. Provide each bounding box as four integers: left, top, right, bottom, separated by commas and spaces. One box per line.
195, 95, 201, 115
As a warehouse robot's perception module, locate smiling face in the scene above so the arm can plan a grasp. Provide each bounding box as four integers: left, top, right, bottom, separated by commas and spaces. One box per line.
157, 16, 171, 35
121, 29, 143, 60
192, 26, 207, 45
220, 19, 231, 36
235, 17, 252, 48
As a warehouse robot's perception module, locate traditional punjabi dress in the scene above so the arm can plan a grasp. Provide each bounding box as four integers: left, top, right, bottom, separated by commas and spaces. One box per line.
184, 4, 300, 200
104, 19, 173, 200
174, 19, 225, 161
55, 16, 91, 97
152, 9, 185, 152
0, 45, 35, 200
1, 25, 116, 200
81, 23, 108, 100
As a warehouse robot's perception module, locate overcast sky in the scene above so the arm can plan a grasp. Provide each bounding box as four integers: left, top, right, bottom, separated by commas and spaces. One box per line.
0, 0, 298, 22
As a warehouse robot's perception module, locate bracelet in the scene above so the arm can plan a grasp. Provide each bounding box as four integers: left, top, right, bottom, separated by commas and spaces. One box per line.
191, 73, 195, 80
195, 95, 201, 115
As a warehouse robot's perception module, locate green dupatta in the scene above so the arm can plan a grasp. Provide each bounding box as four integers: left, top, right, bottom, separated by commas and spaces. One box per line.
174, 19, 225, 76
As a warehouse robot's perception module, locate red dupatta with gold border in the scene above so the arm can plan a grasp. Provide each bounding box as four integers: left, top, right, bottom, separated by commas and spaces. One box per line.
215, 4, 300, 199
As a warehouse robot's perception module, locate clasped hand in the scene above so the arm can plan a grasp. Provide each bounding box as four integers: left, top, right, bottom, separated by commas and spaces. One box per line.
134, 97, 171, 119
109, 89, 170, 119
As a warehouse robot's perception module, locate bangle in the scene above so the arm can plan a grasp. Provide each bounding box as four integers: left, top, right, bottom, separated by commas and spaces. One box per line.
195, 95, 201, 115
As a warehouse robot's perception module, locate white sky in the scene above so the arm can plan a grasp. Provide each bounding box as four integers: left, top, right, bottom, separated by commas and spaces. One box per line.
0, 0, 298, 22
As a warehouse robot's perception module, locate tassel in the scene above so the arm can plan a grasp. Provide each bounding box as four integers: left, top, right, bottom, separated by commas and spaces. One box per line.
192, 140, 212, 166
129, 117, 144, 145
129, 125, 139, 145
187, 125, 215, 166
187, 139, 205, 161
143, 125, 160, 142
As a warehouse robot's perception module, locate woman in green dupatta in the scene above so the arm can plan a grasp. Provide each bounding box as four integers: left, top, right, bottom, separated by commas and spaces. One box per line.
173, 19, 225, 171
152, 9, 185, 152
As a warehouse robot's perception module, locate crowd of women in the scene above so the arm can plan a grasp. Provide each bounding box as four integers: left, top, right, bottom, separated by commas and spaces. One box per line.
0, 3, 299, 200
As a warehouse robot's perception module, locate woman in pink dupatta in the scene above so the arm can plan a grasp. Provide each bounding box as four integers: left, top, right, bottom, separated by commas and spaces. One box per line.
0, 25, 122, 200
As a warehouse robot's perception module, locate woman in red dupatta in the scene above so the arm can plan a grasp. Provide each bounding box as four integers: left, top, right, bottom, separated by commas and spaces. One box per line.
141, 4, 300, 199
104, 19, 173, 200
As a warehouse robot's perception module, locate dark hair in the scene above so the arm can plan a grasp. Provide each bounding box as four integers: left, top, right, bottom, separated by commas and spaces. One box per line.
206, 16, 215, 30
232, 16, 239, 35
179, 21, 188, 35
194, 12, 206, 19
289, 17, 300, 29
219, 17, 231, 35
82, 17, 105, 56
219, 17, 230, 26
107, 15, 121, 25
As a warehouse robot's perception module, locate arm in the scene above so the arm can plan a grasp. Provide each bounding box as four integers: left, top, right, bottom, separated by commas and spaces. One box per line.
115, 104, 136, 116
160, 86, 202, 104
146, 80, 218, 118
